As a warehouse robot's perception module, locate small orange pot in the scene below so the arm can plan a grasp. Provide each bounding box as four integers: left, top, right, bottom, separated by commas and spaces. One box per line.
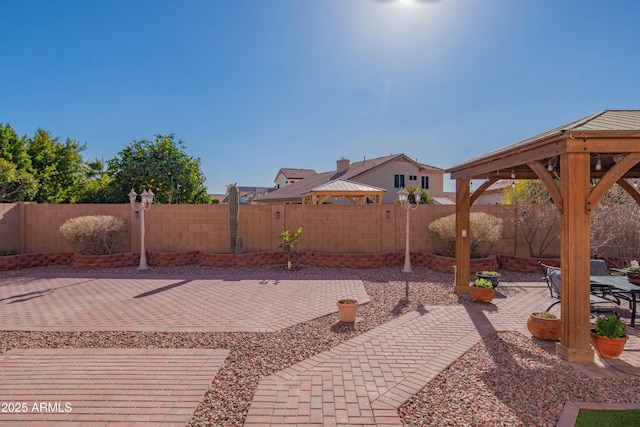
591, 331, 628, 359
527, 313, 561, 341
468, 286, 494, 303
337, 299, 358, 322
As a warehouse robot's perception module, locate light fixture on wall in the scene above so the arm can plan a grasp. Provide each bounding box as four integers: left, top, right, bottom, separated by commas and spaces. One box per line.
275, 211, 280, 219
510, 169, 516, 179
386, 210, 391, 219
595, 154, 602, 171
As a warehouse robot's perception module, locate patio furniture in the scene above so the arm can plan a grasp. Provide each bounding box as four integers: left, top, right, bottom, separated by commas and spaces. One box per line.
590, 275, 640, 327
539, 262, 612, 312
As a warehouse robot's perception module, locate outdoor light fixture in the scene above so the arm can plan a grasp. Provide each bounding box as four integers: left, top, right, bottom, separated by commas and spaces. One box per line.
275, 211, 280, 219
595, 155, 602, 171
398, 187, 422, 273
129, 188, 154, 270
511, 169, 516, 179
386, 210, 391, 219
547, 158, 555, 172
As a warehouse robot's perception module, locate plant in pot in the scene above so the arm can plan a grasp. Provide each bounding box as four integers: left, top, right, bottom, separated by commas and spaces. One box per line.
527, 311, 561, 341
623, 260, 640, 284
469, 277, 494, 303
475, 270, 501, 288
337, 299, 358, 323
277, 226, 303, 270
591, 313, 628, 359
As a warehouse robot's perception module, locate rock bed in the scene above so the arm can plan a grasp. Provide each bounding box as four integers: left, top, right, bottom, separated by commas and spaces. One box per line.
1, 265, 638, 426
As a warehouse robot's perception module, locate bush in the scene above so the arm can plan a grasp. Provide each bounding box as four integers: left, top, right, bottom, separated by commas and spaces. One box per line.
428, 212, 504, 258
59, 215, 127, 255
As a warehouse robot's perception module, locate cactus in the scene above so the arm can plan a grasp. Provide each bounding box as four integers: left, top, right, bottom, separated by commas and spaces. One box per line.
227, 183, 239, 254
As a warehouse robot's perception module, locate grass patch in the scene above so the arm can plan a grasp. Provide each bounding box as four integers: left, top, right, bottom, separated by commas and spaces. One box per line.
575, 409, 640, 426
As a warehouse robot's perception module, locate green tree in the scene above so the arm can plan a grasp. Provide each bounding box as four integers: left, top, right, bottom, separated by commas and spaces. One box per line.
107, 134, 211, 204
26, 129, 87, 203
406, 185, 435, 204
0, 123, 37, 201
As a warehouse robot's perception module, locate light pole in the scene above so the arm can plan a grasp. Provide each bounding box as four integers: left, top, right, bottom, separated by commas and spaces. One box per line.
129, 188, 154, 270
398, 187, 422, 273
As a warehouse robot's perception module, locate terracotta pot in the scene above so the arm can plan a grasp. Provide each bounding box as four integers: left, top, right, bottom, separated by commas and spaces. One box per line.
626, 271, 640, 284
590, 331, 628, 359
527, 313, 561, 341
337, 299, 358, 322
468, 286, 494, 303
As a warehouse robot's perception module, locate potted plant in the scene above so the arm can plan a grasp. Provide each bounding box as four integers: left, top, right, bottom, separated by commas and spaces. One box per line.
337, 299, 358, 323
623, 260, 640, 284
468, 277, 494, 303
527, 311, 561, 341
475, 270, 501, 288
277, 227, 303, 269
590, 313, 628, 359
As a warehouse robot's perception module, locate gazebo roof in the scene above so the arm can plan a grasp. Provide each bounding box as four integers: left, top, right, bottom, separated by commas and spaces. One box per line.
301, 179, 386, 205
447, 110, 640, 181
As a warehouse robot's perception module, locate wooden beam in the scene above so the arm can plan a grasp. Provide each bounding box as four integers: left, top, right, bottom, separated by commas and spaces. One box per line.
587, 152, 640, 213
617, 178, 640, 206
556, 152, 593, 363
469, 178, 498, 205
527, 161, 563, 213
454, 178, 471, 294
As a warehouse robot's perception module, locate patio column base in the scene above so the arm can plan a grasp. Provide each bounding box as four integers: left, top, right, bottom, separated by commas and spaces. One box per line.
556, 343, 594, 363
454, 285, 469, 295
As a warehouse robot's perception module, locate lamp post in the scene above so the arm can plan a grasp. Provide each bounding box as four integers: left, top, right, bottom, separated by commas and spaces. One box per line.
129, 188, 154, 270
398, 187, 422, 273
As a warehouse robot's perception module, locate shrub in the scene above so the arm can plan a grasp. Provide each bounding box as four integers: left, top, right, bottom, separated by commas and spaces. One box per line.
428, 212, 504, 258
59, 215, 127, 255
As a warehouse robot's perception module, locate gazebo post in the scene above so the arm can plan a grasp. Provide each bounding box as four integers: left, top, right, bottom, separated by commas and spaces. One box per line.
454, 178, 471, 294
556, 152, 594, 363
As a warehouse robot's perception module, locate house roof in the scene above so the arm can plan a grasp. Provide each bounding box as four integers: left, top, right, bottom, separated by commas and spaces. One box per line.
261, 153, 443, 203
276, 168, 317, 180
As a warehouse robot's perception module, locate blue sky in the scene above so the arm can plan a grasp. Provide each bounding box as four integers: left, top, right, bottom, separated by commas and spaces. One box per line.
2, 0, 640, 195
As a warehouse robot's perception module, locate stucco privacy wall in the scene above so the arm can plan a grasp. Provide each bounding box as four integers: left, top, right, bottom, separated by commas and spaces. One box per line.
0, 203, 560, 257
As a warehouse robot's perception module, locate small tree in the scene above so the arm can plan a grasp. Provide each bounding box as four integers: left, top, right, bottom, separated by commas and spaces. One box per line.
591, 180, 640, 262
502, 180, 559, 257
278, 227, 303, 269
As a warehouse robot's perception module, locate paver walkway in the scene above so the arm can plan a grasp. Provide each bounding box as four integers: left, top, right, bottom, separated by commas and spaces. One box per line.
0, 273, 368, 332
0, 348, 228, 426
244, 283, 640, 426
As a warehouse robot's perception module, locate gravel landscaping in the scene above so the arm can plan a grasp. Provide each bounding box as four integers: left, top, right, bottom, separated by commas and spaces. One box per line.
1, 264, 639, 426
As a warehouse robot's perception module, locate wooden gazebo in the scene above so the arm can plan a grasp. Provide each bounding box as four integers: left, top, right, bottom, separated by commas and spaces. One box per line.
446, 110, 640, 362
301, 179, 386, 205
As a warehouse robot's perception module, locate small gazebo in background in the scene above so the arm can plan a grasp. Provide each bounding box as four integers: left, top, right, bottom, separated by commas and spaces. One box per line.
447, 110, 640, 362
302, 179, 386, 205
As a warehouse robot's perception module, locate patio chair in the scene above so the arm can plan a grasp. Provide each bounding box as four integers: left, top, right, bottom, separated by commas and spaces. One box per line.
538, 262, 612, 312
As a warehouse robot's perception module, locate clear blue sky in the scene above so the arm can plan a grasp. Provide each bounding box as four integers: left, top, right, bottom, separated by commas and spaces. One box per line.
2, 0, 640, 195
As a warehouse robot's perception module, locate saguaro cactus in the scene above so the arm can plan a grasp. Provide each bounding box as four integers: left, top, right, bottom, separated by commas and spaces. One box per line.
227, 183, 239, 254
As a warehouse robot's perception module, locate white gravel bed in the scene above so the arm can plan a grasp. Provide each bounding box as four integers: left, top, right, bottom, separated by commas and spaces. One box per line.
1, 264, 638, 426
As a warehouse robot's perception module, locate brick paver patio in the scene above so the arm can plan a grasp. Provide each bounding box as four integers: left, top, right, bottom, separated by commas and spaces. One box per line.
1, 273, 638, 426
0, 273, 369, 332
0, 348, 228, 426
244, 283, 640, 426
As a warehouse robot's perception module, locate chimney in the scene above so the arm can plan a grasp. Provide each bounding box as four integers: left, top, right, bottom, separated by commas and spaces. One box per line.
336, 157, 350, 172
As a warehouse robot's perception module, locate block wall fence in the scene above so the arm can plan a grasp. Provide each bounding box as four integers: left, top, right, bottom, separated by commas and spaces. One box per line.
0, 202, 560, 258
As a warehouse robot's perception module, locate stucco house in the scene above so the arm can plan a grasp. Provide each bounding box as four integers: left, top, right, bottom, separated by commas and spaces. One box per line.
274, 168, 317, 189
257, 154, 445, 204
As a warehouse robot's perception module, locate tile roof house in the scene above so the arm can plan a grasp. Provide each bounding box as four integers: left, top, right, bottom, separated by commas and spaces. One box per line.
257, 154, 445, 204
